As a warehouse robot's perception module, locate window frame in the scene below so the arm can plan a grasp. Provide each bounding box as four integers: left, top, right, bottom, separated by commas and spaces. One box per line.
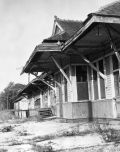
112, 54, 120, 97
92, 58, 106, 100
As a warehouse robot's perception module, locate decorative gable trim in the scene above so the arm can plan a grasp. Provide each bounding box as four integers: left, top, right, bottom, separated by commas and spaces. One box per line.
52, 16, 64, 36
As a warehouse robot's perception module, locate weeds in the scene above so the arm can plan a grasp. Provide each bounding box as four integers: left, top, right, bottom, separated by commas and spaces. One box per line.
0, 110, 16, 122
90, 121, 120, 143
32, 134, 54, 142
32, 143, 53, 152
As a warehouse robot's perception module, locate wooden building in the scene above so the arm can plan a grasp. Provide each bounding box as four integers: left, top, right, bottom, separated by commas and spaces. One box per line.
14, 96, 29, 118
15, 73, 56, 118
20, 2, 120, 120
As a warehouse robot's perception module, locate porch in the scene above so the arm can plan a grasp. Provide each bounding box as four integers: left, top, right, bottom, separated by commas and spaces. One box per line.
21, 14, 120, 120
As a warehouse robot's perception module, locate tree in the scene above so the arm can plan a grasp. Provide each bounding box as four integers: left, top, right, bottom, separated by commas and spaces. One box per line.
0, 82, 25, 110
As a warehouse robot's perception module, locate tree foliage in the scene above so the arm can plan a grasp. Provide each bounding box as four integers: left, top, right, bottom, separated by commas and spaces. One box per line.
0, 82, 25, 110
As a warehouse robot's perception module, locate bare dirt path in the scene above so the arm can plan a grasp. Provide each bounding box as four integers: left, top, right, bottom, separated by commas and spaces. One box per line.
0, 118, 118, 152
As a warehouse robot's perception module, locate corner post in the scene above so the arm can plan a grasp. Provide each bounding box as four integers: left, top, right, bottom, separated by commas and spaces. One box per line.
51, 54, 74, 102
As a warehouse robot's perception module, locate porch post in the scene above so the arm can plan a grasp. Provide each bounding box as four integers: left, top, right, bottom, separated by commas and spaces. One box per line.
73, 47, 106, 79
103, 24, 120, 63
51, 54, 74, 102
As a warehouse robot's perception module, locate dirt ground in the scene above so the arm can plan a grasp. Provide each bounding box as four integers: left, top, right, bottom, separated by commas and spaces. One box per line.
0, 118, 120, 152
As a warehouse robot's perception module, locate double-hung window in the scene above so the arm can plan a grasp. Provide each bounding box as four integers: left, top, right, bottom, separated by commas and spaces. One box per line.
112, 54, 120, 97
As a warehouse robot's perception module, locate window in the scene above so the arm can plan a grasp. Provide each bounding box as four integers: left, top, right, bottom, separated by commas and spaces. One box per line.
92, 59, 106, 100
99, 60, 106, 99
112, 54, 119, 70
93, 63, 99, 100
35, 98, 40, 106
76, 66, 87, 82
76, 66, 88, 100
114, 71, 119, 96
54, 26, 61, 35
112, 54, 120, 97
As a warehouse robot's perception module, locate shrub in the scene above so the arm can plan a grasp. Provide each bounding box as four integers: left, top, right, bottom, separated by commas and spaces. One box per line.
0, 110, 15, 122
92, 121, 120, 143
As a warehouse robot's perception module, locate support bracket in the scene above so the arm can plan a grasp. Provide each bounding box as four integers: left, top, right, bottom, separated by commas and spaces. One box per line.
51, 54, 74, 101
73, 46, 106, 79
51, 54, 72, 85
103, 24, 120, 63
31, 83, 45, 93
31, 72, 55, 91
36, 63, 61, 87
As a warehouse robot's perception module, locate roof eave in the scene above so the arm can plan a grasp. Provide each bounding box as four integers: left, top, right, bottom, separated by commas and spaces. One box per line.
62, 13, 120, 52
21, 43, 62, 75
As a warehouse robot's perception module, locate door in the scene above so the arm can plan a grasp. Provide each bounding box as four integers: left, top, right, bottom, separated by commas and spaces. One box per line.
76, 66, 89, 100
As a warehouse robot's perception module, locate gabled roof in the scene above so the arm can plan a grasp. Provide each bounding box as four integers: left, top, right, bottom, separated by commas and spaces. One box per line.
43, 16, 82, 42
97, 0, 120, 15
13, 96, 25, 103
21, 16, 82, 74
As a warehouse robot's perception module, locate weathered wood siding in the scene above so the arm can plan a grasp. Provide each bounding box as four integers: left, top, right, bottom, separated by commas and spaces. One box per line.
50, 89, 57, 115
71, 66, 77, 101
105, 56, 113, 99
28, 97, 35, 109
62, 102, 72, 118
42, 90, 49, 108
19, 99, 29, 110
62, 99, 115, 119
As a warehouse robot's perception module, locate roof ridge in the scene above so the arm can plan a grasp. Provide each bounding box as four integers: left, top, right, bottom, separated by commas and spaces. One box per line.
97, 0, 120, 12
43, 31, 67, 41
54, 15, 82, 23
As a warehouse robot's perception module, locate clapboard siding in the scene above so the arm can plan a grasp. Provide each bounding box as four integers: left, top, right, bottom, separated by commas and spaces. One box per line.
71, 66, 77, 101
105, 56, 112, 99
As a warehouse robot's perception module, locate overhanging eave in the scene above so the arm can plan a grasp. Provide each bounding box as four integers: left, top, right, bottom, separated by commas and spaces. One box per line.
62, 13, 120, 52
21, 42, 62, 75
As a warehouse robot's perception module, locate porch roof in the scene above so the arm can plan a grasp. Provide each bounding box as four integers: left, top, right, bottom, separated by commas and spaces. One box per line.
63, 13, 120, 56
21, 13, 120, 74
21, 42, 63, 74
13, 96, 24, 103
18, 77, 49, 97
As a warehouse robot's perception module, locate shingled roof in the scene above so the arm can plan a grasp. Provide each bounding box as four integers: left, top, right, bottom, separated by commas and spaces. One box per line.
43, 16, 82, 42
97, 0, 120, 15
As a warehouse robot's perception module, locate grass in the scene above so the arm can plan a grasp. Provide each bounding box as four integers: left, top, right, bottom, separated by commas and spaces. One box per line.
32, 134, 55, 142
0, 110, 16, 122
58, 144, 120, 152
32, 143, 53, 152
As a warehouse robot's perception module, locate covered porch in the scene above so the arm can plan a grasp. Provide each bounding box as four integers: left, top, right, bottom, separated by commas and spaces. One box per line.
21, 13, 120, 119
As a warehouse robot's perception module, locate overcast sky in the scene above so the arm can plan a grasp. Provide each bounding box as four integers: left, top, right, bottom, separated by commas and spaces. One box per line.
0, 0, 116, 92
